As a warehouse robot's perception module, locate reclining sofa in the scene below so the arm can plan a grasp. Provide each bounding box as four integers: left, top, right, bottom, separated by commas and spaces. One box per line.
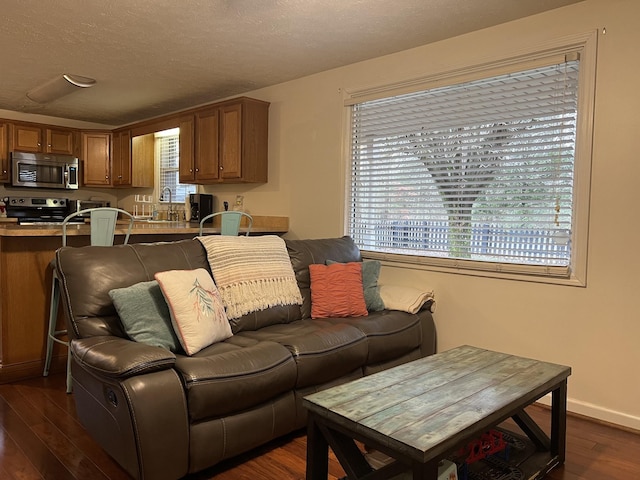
55, 236, 436, 479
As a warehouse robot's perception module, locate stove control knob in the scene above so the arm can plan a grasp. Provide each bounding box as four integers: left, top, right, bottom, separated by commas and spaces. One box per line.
53, 199, 58, 204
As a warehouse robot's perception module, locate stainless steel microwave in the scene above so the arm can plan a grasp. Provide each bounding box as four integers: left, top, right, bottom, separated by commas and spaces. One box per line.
11, 151, 79, 190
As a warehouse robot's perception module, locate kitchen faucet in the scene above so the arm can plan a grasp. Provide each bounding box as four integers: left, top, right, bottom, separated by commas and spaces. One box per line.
161, 186, 176, 221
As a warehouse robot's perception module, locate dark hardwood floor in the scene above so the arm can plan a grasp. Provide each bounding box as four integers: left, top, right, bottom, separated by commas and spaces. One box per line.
0, 373, 638, 479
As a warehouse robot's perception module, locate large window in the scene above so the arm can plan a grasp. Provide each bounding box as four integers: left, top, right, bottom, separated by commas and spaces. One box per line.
155, 128, 195, 203
346, 36, 596, 284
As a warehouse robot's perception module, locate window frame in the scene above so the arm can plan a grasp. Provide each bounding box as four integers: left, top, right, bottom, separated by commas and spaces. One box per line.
342, 31, 597, 286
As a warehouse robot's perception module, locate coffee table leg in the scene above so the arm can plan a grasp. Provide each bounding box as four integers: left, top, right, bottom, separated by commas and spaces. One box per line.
306, 415, 329, 480
412, 458, 439, 480
550, 379, 568, 464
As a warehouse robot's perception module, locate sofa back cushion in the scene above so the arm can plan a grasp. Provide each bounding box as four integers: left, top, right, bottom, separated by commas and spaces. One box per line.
56, 239, 210, 339
228, 304, 302, 333
285, 236, 362, 319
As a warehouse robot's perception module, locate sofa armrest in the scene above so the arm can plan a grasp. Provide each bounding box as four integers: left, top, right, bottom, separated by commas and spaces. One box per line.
416, 309, 437, 357
71, 336, 176, 379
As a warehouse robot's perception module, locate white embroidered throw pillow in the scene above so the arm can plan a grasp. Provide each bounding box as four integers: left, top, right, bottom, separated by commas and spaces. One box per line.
155, 268, 232, 355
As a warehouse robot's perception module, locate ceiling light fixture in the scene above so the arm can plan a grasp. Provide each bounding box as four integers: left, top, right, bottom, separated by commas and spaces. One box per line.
26, 74, 97, 104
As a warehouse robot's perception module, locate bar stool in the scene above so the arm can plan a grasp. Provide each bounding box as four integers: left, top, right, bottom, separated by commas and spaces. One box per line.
199, 211, 253, 236
43, 208, 134, 393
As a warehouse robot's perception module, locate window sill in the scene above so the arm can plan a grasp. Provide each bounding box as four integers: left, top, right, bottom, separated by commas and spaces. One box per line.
362, 251, 586, 287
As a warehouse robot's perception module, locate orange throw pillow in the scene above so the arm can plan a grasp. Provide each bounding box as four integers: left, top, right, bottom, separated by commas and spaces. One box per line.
309, 262, 368, 319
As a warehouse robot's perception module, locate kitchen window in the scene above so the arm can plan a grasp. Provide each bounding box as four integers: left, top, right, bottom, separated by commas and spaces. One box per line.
155, 128, 196, 204
345, 33, 596, 285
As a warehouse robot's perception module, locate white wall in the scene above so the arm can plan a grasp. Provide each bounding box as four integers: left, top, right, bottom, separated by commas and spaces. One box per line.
237, 0, 640, 429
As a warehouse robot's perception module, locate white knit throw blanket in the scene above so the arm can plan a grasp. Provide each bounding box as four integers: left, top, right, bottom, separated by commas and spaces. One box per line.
197, 235, 303, 319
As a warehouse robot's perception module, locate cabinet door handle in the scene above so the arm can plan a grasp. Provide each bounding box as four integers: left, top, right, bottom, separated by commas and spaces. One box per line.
195, 168, 199, 172
219, 166, 223, 170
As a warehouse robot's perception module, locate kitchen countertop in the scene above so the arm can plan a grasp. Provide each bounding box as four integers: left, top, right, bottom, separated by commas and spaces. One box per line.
0, 215, 289, 237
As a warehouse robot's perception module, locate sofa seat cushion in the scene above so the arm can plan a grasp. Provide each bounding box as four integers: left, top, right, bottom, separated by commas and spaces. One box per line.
237, 320, 368, 388
174, 340, 297, 422
336, 310, 422, 364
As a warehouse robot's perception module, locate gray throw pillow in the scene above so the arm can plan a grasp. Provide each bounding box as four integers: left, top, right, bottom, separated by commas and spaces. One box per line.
109, 280, 181, 352
326, 259, 385, 312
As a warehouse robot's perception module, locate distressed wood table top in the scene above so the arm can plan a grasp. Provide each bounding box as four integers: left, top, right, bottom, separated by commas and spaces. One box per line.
303, 345, 571, 464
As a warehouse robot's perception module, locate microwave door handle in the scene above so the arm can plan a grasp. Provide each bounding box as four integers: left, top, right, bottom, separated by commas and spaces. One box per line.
63, 165, 70, 188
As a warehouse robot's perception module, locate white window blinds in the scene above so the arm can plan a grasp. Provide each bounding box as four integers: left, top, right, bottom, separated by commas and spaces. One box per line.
156, 129, 195, 203
347, 58, 580, 277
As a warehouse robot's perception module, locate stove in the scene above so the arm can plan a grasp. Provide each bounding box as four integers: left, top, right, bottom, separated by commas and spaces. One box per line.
4, 196, 82, 225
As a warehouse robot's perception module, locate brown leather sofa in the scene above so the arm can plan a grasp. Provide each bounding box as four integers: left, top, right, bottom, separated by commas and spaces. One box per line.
56, 236, 436, 479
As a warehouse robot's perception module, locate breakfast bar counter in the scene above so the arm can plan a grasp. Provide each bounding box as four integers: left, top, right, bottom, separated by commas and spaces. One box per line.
0, 215, 289, 237
0, 215, 288, 383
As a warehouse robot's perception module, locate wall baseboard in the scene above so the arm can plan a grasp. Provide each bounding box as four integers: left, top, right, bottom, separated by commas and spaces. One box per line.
536, 394, 640, 432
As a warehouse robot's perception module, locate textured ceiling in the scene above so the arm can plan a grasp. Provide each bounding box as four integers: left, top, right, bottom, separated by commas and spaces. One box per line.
1, 0, 583, 127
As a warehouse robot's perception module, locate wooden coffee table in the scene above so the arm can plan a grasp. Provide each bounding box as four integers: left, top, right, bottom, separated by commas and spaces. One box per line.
303, 345, 571, 480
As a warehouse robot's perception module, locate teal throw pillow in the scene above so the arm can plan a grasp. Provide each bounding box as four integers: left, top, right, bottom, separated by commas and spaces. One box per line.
109, 280, 181, 352
326, 259, 385, 312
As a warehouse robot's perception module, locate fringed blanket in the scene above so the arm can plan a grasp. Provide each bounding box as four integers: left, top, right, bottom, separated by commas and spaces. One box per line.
197, 235, 303, 319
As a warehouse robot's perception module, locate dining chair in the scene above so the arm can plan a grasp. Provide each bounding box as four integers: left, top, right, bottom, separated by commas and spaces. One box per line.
43, 207, 135, 393
199, 211, 253, 236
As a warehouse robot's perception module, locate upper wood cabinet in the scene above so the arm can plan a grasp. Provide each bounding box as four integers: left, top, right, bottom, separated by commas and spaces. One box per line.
178, 116, 196, 184
189, 109, 221, 183
111, 130, 132, 187
11, 123, 76, 155
131, 133, 155, 188
82, 132, 111, 186
219, 102, 244, 180
47, 127, 76, 155
188, 97, 269, 184
1, 95, 268, 188
0, 123, 8, 182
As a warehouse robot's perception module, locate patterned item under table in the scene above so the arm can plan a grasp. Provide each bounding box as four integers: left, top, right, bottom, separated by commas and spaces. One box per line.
303, 345, 571, 480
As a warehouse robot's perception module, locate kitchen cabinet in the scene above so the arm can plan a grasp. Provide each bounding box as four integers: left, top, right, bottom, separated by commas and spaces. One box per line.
47, 127, 76, 155
88, 129, 152, 190
178, 116, 197, 183
0, 123, 8, 182
218, 102, 244, 180
11, 123, 76, 155
131, 133, 155, 187
188, 109, 221, 182
82, 131, 112, 186
111, 130, 132, 186
186, 97, 269, 184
